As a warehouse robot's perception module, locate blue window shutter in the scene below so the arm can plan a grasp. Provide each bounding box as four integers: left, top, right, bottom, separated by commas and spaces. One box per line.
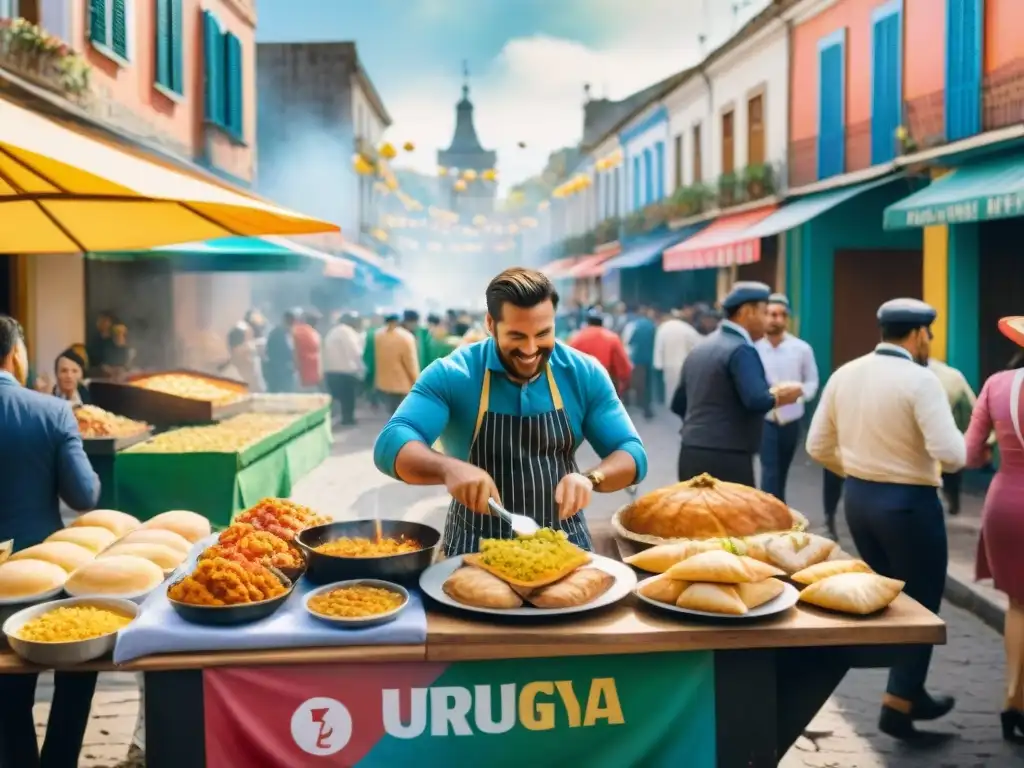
203, 12, 224, 125
155, 0, 170, 89
170, 0, 184, 93
225, 33, 244, 138
817, 33, 846, 180
89, 0, 107, 45
110, 0, 128, 59
643, 148, 653, 205
632, 156, 641, 210
870, 11, 901, 164
946, 0, 982, 140
655, 141, 665, 200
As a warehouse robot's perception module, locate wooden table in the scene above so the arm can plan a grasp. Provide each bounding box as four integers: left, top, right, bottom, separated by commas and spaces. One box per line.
0, 595, 944, 767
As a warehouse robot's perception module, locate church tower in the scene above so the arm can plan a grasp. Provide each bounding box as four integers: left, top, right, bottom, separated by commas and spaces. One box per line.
437, 63, 497, 218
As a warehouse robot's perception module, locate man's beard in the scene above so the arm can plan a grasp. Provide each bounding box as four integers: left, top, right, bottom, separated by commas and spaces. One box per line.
497, 346, 553, 380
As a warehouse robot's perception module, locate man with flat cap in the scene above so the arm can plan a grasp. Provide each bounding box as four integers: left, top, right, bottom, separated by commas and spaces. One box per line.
671, 281, 803, 485
755, 293, 819, 503
806, 298, 965, 742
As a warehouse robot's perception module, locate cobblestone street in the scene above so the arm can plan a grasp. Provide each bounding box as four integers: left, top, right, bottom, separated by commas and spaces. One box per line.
59, 403, 1024, 766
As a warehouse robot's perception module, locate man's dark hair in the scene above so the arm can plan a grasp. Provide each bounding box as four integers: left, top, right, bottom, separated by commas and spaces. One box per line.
485, 268, 559, 320
586, 314, 604, 326
453, 321, 471, 336
427, 314, 442, 326
881, 322, 920, 342
0, 315, 24, 361
227, 326, 247, 349
283, 309, 297, 324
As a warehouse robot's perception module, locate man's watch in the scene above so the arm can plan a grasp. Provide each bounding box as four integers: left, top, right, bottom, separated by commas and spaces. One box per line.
584, 470, 605, 490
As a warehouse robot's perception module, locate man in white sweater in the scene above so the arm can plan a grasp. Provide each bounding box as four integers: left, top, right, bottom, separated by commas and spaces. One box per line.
806, 298, 965, 744
653, 308, 702, 407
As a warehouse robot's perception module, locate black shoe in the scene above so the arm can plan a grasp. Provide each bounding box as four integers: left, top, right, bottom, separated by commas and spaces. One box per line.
1002, 710, 1024, 743
878, 708, 954, 745
910, 693, 955, 721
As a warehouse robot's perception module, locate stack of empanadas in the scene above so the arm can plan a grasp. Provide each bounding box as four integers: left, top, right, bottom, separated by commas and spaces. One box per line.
794, 559, 904, 615
442, 564, 615, 610
636, 550, 788, 616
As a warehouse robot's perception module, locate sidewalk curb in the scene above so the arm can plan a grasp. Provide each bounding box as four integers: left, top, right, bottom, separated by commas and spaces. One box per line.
944, 564, 1007, 635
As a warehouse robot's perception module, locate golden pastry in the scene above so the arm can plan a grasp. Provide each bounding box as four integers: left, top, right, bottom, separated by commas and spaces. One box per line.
736, 578, 786, 609
798, 572, 905, 615
0, 559, 67, 600
676, 583, 748, 615
69, 510, 141, 538
9, 542, 94, 573
637, 574, 689, 605
665, 549, 764, 584
791, 559, 873, 585
442, 566, 523, 609
765, 533, 836, 573
526, 568, 614, 609
625, 540, 725, 573
65, 555, 166, 597
141, 510, 212, 544
118, 528, 192, 554
620, 473, 795, 539
47, 526, 118, 553
100, 543, 185, 572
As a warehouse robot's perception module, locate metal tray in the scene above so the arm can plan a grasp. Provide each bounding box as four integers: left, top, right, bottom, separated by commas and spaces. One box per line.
81, 428, 154, 456
90, 369, 251, 427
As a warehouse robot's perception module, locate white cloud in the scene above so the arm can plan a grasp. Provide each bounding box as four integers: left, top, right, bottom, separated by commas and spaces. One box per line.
385, 0, 770, 192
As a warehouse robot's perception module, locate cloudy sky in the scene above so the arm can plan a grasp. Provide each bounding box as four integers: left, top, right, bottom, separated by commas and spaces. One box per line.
258, 0, 769, 191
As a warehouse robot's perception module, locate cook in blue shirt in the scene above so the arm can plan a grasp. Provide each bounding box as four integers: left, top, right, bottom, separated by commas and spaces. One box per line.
374, 268, 648, 556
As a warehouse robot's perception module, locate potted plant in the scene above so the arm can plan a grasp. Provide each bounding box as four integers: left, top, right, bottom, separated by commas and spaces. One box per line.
623, 211, 647, 237
742, 163, 776, 200
594, 216, 620, 245
717, 172, 739, 207
0, 18, 90, 98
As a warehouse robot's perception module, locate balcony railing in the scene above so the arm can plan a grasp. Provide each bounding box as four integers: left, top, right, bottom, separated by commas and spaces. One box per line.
0, 18, 89, 100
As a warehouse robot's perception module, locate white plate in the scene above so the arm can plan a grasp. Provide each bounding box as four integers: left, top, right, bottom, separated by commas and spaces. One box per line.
420, 554, 636, 617
634, 577, 800, 620
304, 579, 409, 628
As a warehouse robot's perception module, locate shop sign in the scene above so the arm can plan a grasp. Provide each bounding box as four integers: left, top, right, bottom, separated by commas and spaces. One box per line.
203, 651, 715, 766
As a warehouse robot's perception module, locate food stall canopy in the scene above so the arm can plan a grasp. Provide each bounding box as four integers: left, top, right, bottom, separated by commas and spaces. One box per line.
0, 97, 339, 254
567, 249, 620, 279
342, 240, 403, 286
88, 236, 355, 278
883, 152, 1024, 228
539, 256, 579, 278
662, 205, 777, 272
602, 225, 707, 271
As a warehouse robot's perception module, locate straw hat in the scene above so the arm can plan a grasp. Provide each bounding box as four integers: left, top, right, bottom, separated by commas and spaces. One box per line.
998, 317, 1024, 347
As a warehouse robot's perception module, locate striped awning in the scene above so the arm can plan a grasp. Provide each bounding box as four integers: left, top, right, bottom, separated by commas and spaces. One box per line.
663, 206, 777, 271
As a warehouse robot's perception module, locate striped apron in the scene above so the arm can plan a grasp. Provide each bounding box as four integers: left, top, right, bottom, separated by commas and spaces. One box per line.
441, 366, 594, 556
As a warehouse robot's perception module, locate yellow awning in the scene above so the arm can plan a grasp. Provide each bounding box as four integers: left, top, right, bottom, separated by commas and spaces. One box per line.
0, 98, 339, 253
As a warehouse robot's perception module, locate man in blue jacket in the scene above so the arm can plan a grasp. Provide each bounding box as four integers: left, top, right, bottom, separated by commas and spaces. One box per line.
671, 282, 803, 485
0, 315, 101, 768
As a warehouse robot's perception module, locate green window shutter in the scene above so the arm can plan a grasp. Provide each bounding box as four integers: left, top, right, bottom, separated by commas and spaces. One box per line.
203, 12, 224, 125
170, 0, 184, 93
89, 0, 107, 46
225, 33, 243, 138
110, 0, 128, 59
155, 0, 170, 88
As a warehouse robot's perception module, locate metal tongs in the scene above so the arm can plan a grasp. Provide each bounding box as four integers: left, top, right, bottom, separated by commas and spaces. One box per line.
487, 498, 540, 536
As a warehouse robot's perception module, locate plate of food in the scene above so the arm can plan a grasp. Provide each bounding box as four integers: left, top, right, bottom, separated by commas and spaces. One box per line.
633, 549, 799, 620
305, 579, 409, 628
420, 529, 636, 616
166, 557, 294, 626
295, 520, 440, 585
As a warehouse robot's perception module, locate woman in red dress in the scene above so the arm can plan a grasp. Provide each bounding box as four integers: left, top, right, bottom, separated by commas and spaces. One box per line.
964, 317, 1024, 743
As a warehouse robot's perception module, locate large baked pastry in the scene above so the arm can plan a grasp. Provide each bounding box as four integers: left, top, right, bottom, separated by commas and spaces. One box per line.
618, 474, 796, 541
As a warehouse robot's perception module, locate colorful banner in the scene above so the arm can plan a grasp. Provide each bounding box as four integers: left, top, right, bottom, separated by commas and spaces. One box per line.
204, 652, 715, 767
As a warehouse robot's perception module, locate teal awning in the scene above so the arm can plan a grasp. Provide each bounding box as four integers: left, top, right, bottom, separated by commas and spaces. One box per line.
88, 236, 355, 277
884, 153, 1024, 229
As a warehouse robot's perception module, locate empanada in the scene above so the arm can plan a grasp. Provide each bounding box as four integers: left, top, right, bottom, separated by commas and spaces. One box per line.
637, 574, 689, 605
443, 566, 522, 609
740, 556, 786, 580
791, 559, 873, 585
741, 534, 775, 563
766, 533, 836, 573
736, 578, 785, 609
626, 542, 699, 573
676, 583, 747, 615
664, 550, 759, 584
528, 568, 614, 609
798, 572, 905, 615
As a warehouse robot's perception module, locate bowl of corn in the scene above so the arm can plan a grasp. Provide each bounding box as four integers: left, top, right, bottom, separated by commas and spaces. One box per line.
2, 597, 139, 666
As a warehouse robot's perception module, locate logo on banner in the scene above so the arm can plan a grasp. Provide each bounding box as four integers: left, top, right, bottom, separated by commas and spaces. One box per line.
290, 697, 353, 756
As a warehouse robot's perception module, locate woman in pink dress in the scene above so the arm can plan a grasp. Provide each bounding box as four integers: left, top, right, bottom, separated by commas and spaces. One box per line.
964, 318, 1024, 743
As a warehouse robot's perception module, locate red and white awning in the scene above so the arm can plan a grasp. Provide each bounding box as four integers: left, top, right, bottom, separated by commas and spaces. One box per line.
663, 205, 777, 271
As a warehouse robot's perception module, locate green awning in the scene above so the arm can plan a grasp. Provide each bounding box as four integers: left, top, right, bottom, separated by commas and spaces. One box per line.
88, 236, 355, 277
884, 153, 1024, 229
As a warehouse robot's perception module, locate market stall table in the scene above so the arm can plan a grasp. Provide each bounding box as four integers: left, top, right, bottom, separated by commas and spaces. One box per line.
0, 592, 944, 767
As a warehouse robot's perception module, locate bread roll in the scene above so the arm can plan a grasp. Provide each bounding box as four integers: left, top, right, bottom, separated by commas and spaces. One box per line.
117, 528, 191, 554
141, 510, 211, 544
9, 542, 95, 573
66, 555, 166, 597
47, 526, 118, 553
0, 560, 67, 600
70, 510, 141, 537
100, 543, 185, 571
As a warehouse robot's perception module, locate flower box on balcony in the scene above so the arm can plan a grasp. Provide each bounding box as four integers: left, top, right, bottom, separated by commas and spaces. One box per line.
741, 163, 776, 201
0, 18, 90, 99
717, 172, 739, 208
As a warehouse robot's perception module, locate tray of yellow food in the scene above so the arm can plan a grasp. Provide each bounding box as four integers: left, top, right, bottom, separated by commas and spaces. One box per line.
90, 370, 251, 426
613, 474, 808, 550
296, 519, 440, 585
421, 530, 636, 617
2, 597, 139, 665
75, 405, 152, 454
304, 579, 410, 628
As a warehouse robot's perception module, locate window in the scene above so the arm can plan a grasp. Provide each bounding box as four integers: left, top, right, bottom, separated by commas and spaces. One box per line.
632, 156, 641, 210
89, 0, 130, 62
747, 94, 765, 165
613, 166, 621, 217
692, 124, 702, 183
946, 0, 983, 141
673, 133, 683, 189
817, 29, 846, 180
643, 148, 654, 205
870, 1, 902, 164
721, 109, 735, 175
203, 11, 244, 140
655, 141, 665, 200
0, 0, 18, 20
154, 0, 184, 95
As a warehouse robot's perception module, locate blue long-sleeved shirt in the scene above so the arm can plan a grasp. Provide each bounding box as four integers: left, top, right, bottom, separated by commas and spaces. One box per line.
373, 339, 648, 483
